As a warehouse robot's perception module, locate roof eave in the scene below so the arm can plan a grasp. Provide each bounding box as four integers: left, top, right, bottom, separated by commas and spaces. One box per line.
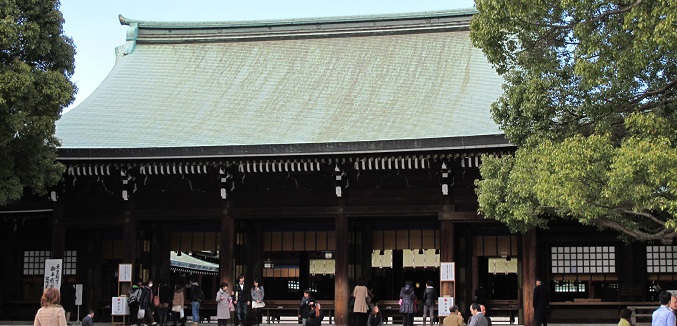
57, 135, 514, 161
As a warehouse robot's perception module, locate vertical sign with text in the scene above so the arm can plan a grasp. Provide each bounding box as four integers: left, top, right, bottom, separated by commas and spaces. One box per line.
75, 284, 83, 306
44, 259, 63, 290
440, 262, 455, 281
118, 264, 132, 282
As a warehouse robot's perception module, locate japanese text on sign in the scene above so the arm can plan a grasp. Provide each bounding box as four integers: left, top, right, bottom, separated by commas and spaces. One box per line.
44, 259, 63, 290
440, 262, 455, 281
438, 296, 454, 316
118, 264, 132, 282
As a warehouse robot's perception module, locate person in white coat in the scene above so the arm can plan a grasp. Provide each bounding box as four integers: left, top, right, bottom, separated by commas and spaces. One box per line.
216, 283, 231, 326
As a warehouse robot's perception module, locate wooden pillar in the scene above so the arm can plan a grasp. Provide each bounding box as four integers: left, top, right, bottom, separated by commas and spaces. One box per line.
250, 222, 264, 284
299, 252, 310, 294
220, 202, 234, 286
521, 229, 537, 326
360, 222, 373, 283
51, 203, 65, 259
334, 202, 350, 326
154, 224, 171, 282
87, 230, 103, 318
122, 200, 137, 266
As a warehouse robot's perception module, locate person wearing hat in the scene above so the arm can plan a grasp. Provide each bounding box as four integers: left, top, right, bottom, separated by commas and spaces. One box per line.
129, 282, 142, 326
533, 279, 549, 326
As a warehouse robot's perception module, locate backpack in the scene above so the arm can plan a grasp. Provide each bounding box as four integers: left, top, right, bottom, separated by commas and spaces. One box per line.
128, 288, 140, 304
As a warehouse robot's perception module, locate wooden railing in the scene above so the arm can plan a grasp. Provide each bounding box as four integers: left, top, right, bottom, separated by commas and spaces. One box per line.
627, 305, 654, 326
262, 300, 335, 324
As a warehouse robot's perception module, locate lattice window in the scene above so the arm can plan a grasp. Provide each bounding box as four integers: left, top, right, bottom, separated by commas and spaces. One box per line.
554, 280, 586, 293
551, 246, 615, 274
646, 246, 677, 273
287, 280, 300, 292
23, 251, 77, 275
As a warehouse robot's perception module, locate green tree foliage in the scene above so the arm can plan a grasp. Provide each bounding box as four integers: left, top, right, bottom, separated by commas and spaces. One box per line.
0, 0, 75, 204
471, 0, 677, 240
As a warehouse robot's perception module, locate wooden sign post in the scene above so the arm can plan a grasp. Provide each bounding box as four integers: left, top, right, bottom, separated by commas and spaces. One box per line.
112, 264, 133, 325
438, 262, 456, 324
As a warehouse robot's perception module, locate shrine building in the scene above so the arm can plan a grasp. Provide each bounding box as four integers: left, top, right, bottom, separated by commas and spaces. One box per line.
0, 9, 670, 325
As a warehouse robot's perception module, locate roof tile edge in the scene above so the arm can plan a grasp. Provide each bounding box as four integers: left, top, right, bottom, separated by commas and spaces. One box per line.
119, 9, 477, 43
118, 8, 477, 29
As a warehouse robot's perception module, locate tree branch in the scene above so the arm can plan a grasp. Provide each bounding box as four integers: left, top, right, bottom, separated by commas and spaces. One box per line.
592, 218, 677, 241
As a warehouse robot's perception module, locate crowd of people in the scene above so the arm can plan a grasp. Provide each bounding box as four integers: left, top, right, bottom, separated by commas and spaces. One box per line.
37, 276, 677, 326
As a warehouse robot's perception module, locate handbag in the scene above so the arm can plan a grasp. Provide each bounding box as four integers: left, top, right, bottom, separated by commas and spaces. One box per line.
137, 309, 145, 319
252, 301, 266, 309
153, 295, 160, 307
229, 299, 235, 312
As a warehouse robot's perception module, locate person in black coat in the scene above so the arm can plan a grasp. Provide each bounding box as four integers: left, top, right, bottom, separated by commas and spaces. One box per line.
533, 279, 549, 326
299, 290, 315, 326
233, 274, 250, 326
305, 302, 324, 326
60, 279, 76, 323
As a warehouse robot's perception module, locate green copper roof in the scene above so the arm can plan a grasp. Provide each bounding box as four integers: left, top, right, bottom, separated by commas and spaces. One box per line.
56, 11, 504, 151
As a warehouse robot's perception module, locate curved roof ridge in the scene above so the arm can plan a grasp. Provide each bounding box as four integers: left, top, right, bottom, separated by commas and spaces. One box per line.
118, 8, 477, 29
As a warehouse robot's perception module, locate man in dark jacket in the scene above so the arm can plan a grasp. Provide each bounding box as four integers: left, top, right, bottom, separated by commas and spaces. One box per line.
190, 281, 204, 323
82, 310, 95, 326
233, 274, 250, 326
422, 280, 438, 326
299, 290, 315, 326
533, 279, 549, 326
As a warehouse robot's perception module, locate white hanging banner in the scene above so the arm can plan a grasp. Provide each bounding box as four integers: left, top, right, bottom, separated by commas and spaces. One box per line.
440, 262, 455, 281
75, 284, 83, 306
44, 259, 63, 290
438, 296, 454, 316
119, 264, 133, 282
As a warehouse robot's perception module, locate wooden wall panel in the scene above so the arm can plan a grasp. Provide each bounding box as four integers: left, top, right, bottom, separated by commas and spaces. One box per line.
384, 231, 396, 250
282, 232, 294, 251
484, 236, 497, 257
192, 232, 203, 251
411, 230, 423, 249
328, 231, 336, 251
271, 232, 282, 252
181, 233, 192, 252
204, 232, 216, 251
294, 232, 304, 252
170, 233, 181, 251
372, 231, 384, 250
422, 230, 435, 249
305, 231, 316, 251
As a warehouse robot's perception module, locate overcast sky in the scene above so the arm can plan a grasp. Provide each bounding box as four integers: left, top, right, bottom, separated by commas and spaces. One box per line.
60, 0, 476, 111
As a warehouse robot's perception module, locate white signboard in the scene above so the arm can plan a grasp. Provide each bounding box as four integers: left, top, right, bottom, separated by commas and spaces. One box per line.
440, 262, 455, 281
438, 296, 454, 316
44, 259, 63, 290
75, 284, 83, 306
119, 264, 133, 282
111, 297, 129, 315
